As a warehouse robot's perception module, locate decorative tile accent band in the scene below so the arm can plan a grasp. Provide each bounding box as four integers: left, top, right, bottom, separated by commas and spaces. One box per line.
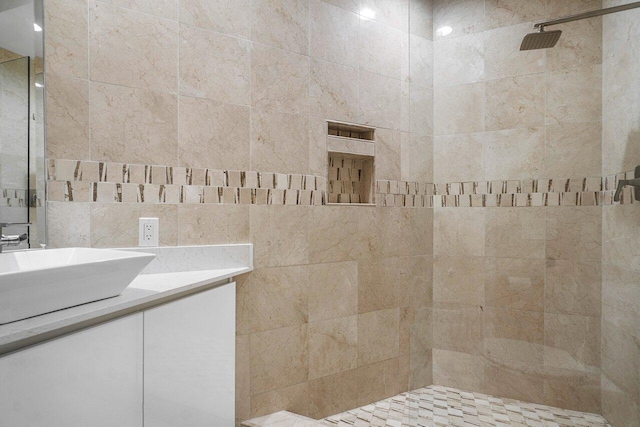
47, 160, 636, 207
47, 159, 327, 192
1, 189, 28, 208
47, 181, 325, 205
376, 171, 638, 207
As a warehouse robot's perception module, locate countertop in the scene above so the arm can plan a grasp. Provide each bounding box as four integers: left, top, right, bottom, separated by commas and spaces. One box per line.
0, 244, 253, 356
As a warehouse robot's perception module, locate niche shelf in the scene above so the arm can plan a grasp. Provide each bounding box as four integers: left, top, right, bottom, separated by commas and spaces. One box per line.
326, 121, 375, 206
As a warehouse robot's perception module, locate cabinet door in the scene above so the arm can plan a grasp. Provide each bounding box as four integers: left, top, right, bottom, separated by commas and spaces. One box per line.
144, 283, 235, 427
0, 314, 143, 427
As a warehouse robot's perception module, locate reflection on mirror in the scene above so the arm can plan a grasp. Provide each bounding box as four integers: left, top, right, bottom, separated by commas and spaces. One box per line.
0, 0, 45, 251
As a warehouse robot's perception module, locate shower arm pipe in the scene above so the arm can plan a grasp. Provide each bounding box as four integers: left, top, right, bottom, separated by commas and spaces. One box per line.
533, 1, 640, 30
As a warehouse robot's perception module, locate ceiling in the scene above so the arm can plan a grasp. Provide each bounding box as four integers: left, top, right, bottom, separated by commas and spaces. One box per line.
0, 0, 43, 59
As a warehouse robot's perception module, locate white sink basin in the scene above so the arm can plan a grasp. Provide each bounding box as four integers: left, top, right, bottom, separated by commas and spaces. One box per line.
0, 248, 155, 324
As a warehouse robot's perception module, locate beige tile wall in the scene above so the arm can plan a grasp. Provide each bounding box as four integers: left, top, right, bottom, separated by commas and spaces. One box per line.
44, 0, 434, 423
431, 0, 605, 415
43, 0, 640, 423
601, 1, 640, 425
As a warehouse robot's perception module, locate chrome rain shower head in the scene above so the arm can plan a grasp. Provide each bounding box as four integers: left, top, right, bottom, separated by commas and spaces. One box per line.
520, 28, 562, 51
520, 1, 640, 51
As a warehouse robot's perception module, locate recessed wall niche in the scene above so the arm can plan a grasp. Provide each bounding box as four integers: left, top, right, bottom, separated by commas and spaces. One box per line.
326, 121, 375, 205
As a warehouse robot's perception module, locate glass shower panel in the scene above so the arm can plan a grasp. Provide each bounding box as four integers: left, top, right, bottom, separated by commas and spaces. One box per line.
0, 56, 30, 250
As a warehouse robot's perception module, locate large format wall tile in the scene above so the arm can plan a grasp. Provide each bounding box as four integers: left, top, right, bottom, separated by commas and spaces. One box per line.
484, 308, 544, 367
410, 0, 433, 40
410, 35, 433, 87
434, 33, 484, 88
90, 2, 178, 93
310, 0, 359, 68
99, 0, 178, 20
434, 208, 485, 257
358, 18, 403, 80
45, 0, 88, 79
483, 127, 545, 181
484, 360, 544, 404
485, 258, 545, 312
250, 109, 309, 175
90, 203, 140, 247
432, 348, 485, 392
309, 206, 361, 263
357, 308, 400, 366
434, 82, 485, 135
179, 25, 251, 105
309, 316, 358, 379
546, 18, 602, 72
485, 75, 545, 131
375, 129, 402, 180
410, 85, 433, 135
433, 133, 484, 182
546, 207, 602, 262
545, 259, 602, 317
47, 202, 90, 248
176, 204, 250, 245
546, 65, 602, 125
358, 258, 400, 313
401, 133, 433, 182
309, 59, 358, 122
544, 122, 602, 179
308, 261, 358, 322
485, 207, 546, 259
251, 0, 309, 55
45, 75, 89, 160
179, 0, 251, 38
308, 369, 359, 419
602, 264, 640, 340
357, 357, 408, 405
433, 255, 484, 305
250, 382, 310, 418
250, 324, 309, 394
178, 96, 250, 170
432, 0, 485, 40
251, 44, 310, 115
484, 23, 545, 80
360, 0, 409, 32
432, 303, 483, 355
544, 313, 600, 373
484, 0, 545, 30
238, 265, 309, 333
90, 83, 178, 165
544, 368, 601, 413
359, 71, 402, 130
603, 203, 640, 271
601, 319, 640, 411
250, 205, 310, 268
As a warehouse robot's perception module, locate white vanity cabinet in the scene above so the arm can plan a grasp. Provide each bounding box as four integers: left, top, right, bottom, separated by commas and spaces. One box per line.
0, 314, 144, 427
0, 282, 236, 427
144, 282, 236, 427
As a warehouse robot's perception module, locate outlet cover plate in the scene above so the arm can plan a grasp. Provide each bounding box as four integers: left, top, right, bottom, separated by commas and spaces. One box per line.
139, 218, 159, 247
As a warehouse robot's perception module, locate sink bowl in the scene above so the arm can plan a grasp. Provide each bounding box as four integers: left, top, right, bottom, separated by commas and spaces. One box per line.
0, 248, 155, 324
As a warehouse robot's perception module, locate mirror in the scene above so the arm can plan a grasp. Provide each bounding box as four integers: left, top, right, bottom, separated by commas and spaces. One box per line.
0, 0, 45, 250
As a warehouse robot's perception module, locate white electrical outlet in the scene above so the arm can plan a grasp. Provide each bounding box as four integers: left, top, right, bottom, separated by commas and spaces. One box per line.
139, 218, 159, 247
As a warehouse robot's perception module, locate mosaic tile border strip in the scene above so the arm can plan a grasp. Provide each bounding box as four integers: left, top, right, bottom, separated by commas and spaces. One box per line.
47, 159, 326, 192
376, 170, 637, 207
321, 385, 610, 427
47, 181, 325, 205
1, 189, 28, 208
46, 160, 636, 207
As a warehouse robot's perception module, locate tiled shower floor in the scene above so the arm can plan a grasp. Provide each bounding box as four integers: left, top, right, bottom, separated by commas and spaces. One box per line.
319, 385, 610, 427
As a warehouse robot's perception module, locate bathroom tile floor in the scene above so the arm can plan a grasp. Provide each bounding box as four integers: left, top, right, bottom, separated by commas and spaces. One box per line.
319, 385, 611, 427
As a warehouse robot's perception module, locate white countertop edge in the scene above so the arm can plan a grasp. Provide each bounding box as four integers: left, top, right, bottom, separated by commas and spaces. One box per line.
0, 266, 252, 354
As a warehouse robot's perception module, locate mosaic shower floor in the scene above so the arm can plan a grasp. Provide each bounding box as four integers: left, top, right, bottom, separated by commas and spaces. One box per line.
319, 385, 610, 427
